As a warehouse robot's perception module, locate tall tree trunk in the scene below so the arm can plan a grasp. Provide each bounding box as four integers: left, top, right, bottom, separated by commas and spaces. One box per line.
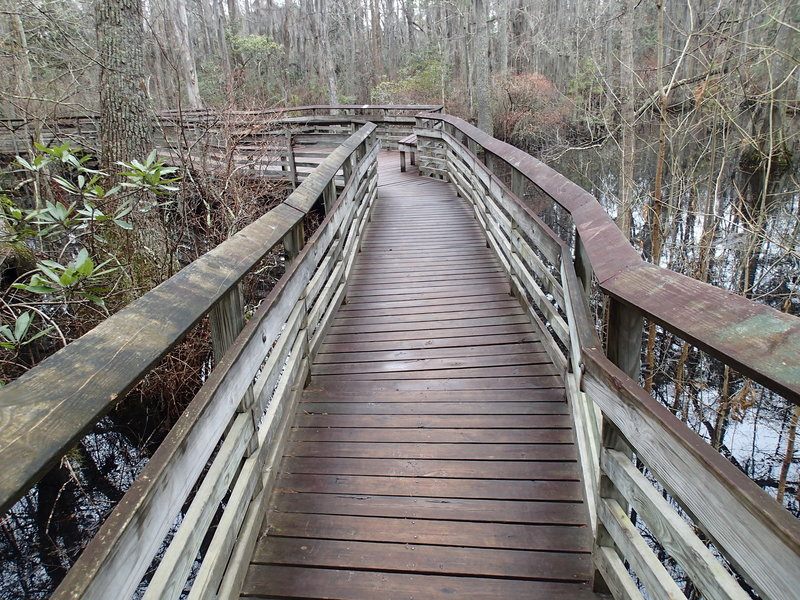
370, 0, 383, 82
496, 0, 508, 75
474, 0, 492, 135
212, 0, 234, 104
95, 0, 152, 181
171, 0, 203, 109
617, 0, 636, 239
313, 0, 338, 105
404, 0, 415, 54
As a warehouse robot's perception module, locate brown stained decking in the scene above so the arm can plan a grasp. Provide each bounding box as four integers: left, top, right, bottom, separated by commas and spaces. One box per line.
240, 153, 601, 599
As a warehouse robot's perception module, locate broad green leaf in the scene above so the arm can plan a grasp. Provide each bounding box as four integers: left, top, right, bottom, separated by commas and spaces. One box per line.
13, 312, 32, 340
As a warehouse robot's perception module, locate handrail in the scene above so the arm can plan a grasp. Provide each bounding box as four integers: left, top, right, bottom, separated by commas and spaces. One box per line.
416, 112, 800, 405
0, 105, 444, 128
421, 122, 800, 600
0, 122, 378, 516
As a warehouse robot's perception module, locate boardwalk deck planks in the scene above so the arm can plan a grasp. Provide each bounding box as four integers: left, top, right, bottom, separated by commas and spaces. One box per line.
240, 154, 600, 600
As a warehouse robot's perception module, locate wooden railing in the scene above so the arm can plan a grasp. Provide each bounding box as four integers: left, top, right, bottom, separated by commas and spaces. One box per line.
0, 104, 443, 155
415, 114, 800, 600
0, 123, 380, 599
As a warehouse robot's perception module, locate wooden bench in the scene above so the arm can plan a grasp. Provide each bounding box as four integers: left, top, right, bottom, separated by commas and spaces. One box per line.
398, 133, 417, 171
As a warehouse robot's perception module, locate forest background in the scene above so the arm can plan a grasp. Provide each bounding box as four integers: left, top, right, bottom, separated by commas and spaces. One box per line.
0, 0, 798, 597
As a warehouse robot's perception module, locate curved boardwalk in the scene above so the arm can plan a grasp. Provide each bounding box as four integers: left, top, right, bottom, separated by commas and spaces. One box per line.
240, 154, 601, 599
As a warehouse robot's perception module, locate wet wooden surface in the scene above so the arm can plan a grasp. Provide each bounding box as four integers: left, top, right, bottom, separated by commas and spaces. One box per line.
241, 153, 600, 599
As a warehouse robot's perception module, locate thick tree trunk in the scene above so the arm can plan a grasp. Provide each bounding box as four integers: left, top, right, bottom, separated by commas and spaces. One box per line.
474, 0, 492, 135
95, 0, 152, 180
171, 0, 203, 109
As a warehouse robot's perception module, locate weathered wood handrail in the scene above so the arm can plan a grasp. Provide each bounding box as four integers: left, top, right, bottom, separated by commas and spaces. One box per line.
0, 123, 377, 517
420, 121, 800, 600
416, 112, 800, 405
0, 105, 443, 155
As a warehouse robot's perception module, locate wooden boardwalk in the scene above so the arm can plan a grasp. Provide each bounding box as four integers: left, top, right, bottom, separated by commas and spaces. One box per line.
240, 153, 600, 599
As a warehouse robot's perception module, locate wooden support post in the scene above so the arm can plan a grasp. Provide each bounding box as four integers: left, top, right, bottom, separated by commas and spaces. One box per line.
282, 221, 305, 262
511, 170, 526, 200
342, 154, 353, 183
209, 284, 245, 363
323, 179, 337, 213
400, 150, 407, 172
574, 234, 594, 296
606, 298, 644, 381
286, 133, 297, 189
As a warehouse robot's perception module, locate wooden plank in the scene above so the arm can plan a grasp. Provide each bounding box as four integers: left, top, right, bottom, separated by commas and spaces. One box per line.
279, 457, 579, 479
326, 313, 530, 334
276, 472, 584, 501
342, 285, 511, 305
253, 537, 592, 581
293, 412, 569, 428
300, 388, 566, 403
339, 287, 510, 306
347, 269, 507, 287
594, 545, 644, 600
322, 323, 536, 345
267, 511, 591, 551
315, 341, 546, 363
305, 376, 564, 391
241, 565, 600, 599
311, 363, 558, 381
344, 277, 510, 298
284, 441, 575, 460
598, 497, 687, 600
331, 305, 523, 326
311, 352, 550, 376
347, 271, 508, 290
289, 427, 570, 444
296, 400, 566, 415
271, 491, 588, 525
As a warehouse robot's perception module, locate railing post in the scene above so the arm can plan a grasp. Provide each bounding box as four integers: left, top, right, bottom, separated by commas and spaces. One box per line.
209, 284, 245, 362
323, 179, 337, 213
606, 299, 643, 381
574, 233, 594, 296
286, 132, 297, 189
512, 170, 525, 199
283, 220, 305, 262
342, 153, 354, 183
484, 151, 495, 172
